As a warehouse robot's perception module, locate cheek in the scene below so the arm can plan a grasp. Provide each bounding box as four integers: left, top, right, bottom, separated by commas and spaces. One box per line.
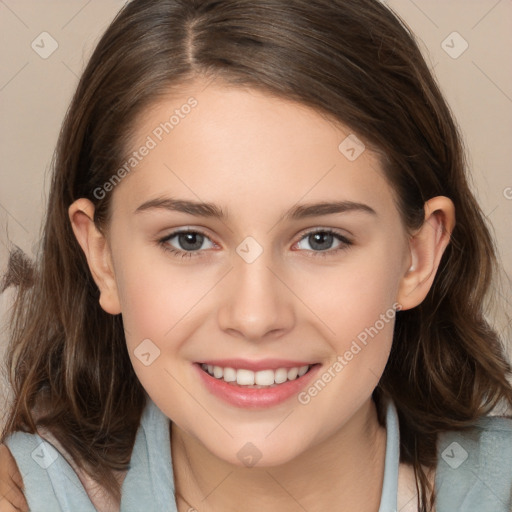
116, 256, 210, 346
296, 247, 403, 345
112, 247, 212, 408
291, 246, 403, 416
290, 252, 401, 433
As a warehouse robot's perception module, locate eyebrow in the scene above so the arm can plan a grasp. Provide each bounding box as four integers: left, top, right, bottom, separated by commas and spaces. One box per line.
134, 197, 377, 220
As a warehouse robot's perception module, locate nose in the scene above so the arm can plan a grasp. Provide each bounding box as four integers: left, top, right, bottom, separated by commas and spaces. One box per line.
216, 251, 296, 342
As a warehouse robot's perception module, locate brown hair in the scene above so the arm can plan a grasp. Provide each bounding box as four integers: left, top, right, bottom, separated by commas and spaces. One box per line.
2, 0, 511, 510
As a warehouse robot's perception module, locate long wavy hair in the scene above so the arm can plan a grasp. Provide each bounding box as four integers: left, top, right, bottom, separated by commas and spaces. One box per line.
2, 0, 511, 510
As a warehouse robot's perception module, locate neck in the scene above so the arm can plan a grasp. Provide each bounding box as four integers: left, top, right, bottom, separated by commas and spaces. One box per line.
171, 397, 387, 512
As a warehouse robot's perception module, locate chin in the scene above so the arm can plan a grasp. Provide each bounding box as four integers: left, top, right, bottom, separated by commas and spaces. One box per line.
204, 436, 307, 469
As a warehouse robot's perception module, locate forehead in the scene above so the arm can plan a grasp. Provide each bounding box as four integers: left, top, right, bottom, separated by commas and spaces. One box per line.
110, 80, 398, 225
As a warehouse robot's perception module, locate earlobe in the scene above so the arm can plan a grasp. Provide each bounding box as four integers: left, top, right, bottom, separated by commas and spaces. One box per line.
397, 196, 455, 311
68, 198, 122, 315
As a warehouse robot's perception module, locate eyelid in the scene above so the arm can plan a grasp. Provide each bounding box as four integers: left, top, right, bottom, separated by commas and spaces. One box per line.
295, 226, 352, 242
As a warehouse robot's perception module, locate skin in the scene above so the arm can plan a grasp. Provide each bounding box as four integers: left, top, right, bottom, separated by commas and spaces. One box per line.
2, 77, 453, 511
0, 444, 28, 512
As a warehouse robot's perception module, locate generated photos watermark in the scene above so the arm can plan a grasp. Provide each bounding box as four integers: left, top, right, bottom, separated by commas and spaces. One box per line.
298, 302, 402, 405
93, 96, 198, 200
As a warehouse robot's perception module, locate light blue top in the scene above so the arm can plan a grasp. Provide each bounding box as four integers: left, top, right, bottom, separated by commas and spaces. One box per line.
4, 394, 512, 511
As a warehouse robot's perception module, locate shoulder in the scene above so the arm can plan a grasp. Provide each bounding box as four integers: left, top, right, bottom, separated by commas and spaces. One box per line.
437, 414, 512, 471
4, 430, 98, 511
435, 415, 512, 512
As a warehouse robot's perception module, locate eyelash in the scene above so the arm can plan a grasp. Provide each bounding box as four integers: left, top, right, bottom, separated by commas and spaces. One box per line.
157, 228, 353, 260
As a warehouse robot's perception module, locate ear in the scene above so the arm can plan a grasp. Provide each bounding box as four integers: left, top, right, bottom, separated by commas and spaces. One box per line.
68, 198, 121, 315
397, 196, 455, 311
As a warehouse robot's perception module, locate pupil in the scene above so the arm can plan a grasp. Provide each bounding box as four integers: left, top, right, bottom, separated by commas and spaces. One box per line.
179, 233, 203, 251
310, 232, 333, 251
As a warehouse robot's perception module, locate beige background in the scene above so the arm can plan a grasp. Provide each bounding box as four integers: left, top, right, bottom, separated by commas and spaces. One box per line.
1, 1, 511, 417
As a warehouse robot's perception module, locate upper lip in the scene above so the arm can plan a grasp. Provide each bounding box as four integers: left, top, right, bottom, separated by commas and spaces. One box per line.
198, 359, 316, 371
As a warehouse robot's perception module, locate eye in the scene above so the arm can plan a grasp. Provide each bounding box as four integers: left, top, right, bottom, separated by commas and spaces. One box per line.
158, 230, 216, 259
158, 228, 353, 260
294, 229, 352, 257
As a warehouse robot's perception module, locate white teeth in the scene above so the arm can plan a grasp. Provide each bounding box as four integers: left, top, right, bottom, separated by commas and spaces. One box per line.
223, 367, 237, 382
236, 369, 255, 386
255, 370, 275, 386
298, 365, 309, 377
274, 368, 288, 384
202, 364, 312, 386
287, 367, 298, 380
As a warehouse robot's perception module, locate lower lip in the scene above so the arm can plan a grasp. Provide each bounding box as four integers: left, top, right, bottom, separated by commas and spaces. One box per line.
194, 363, 321, 408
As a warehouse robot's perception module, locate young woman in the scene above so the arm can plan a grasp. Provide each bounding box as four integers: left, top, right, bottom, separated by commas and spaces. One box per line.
1, 1, 511, 511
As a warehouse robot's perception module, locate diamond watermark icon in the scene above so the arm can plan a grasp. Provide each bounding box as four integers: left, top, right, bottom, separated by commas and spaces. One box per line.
236, 236, 263, 264
441, 32, 468, 59
338, 134, 366, 161
31, 32, 59, 59
31, 441, 59, 469
237, 442, 263, 467
134, 338, 161, 366
441, 441, 468, 469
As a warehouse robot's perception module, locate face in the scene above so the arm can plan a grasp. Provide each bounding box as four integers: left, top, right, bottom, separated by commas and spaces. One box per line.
101, 79, 412, 466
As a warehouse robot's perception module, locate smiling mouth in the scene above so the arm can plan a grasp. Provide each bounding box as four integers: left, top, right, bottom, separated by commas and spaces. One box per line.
199, 363, 317, 388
